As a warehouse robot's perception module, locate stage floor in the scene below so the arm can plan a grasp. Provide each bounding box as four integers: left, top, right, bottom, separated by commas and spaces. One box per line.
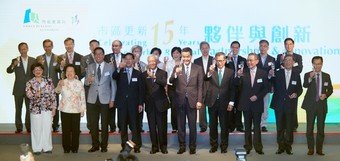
0, 144, 339, 161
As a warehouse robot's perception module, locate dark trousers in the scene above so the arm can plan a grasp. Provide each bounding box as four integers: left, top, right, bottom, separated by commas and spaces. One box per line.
88, 98, 109, 149
14, 95, 30, 131
118, 99, 141, 149
275, 109, 294, 151
243, 110, 263, 151
199, 106, 208, 130
293, 109, 298, 130
306, 101, 326, 151
208, 99, 229, 150
52, 95, 59, 130
228, 100, 243, 131
146, 101, 168, 150
168, 85, 177, 131
109, 108, 117, 131
61, 112, 81, 151
137, 108, 144, 131
177, 98, 197, 149
84, 86, 91, 131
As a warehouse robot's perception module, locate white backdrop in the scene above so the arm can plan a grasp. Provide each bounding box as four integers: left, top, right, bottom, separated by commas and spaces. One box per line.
1, 0, 340, 123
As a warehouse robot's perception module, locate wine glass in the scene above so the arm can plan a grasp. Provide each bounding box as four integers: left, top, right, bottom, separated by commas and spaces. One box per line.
239, 61, 244, 69
17, 56, 21, 67
270, 63, 275, 77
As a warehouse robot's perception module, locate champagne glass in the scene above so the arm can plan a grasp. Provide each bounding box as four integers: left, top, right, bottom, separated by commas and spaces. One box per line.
270, 63, 275, 77
239, 61, 244, 69
17, 56, 21, 67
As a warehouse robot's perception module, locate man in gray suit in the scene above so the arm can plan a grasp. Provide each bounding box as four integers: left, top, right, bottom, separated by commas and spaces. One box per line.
7, 42, 36, 133
85, 47, 117, 153
81, 39, 99, 131
36, 39, 61, 132
169, 47, 204, 155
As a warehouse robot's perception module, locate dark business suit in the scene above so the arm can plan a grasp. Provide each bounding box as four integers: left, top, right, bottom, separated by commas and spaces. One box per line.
60, 52, 83, 79
204, 67, 235, 150
302, 71, 333, 152
270, 69, 302, 151
7, 56, 36, 131
80, 53, 96, 130
275, 53, 303, 130
236, 68, 268, 152
226, 55, 248, 131
194, 56, 213, 131
169, 63, 203, 150
37, 53, 61, 131
112, 67, 143, 149
257, 54, 275, 128
105, 52, 125, 132
141, 68, 169, 151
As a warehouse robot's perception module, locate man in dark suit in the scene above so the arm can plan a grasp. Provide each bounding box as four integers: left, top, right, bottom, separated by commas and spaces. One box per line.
112, 53, 143, 153
302, 56, 333, 156
81, 39, 99, 131
7, 42, 36, 133
270, 55, 302, 155
141, 55, 169, 154
204, 52, 235, 153
225, 41, 247, 132
194, 41, 213, 133
105, 40, 125, 133
85, 47, 116, 153
59, 37, 83, 79
236, 53, 268, 155
257, 40, 276, 132
169, 47, 204, 155
36, 39, 61, 132
275, 38, 303, 132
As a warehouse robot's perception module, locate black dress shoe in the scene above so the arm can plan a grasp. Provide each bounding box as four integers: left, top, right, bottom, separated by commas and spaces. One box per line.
246, 150, 251, 154
72, 150, 78, 153
200, 128, 207, 133
134, 148, 141, 153
307, 149, 314, 155
15, 129, 23, 133
33, 152, 41, 155
44, 150, 52, 154
88, 147, 99, 152
171, 130, 178, 133
256, 150, 264, 155
101, 148, 108, 152
150, 149, 159, 154
221, 149, 227, 153
286, 150, 293, 155
161, 149, 168, 154
261, 127, 268, 132
275, 149, 284, 154
209, 148, 217, 153
27, 129, 31, 133
189, 149, 196, 154
236, 128, 245, 132
177, 148, 186, 154
316, 151, 325, 156
64, 150, 70, 153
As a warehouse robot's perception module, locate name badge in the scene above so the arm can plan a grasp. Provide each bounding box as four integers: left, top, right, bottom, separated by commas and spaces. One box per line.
75, 62, 81, 65
291, 81, 297, 85
132, 78, 138, 82
293, 62, 298, 67
53, 62, 57, 66
324, 82, 329, 86
257, 79, 263, 83
104, 72, 110, 76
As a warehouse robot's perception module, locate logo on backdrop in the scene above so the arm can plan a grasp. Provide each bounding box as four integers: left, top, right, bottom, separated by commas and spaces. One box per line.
22, 8, 79, 31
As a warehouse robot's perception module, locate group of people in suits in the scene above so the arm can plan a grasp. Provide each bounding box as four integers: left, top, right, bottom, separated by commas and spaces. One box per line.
7, 37, 333, 156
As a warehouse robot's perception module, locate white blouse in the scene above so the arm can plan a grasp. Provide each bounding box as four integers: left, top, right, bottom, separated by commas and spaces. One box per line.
56, 79, 86, 114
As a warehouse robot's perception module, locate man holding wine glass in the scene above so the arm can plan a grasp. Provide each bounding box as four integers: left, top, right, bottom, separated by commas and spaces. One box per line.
256, 40, 276, 132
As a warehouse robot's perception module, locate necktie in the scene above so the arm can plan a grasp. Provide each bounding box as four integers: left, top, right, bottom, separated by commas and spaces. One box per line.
251, 70, 255, 87
186, 66, 190, 83
97, 64, 101, 81
137, 62, 141, 71
68, 54, 73, 64
127, 68, 131, 84
152, 70, 156, 82
286, 71, 290, 89
218, 69, 222, 86
316, 73, 320, 101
